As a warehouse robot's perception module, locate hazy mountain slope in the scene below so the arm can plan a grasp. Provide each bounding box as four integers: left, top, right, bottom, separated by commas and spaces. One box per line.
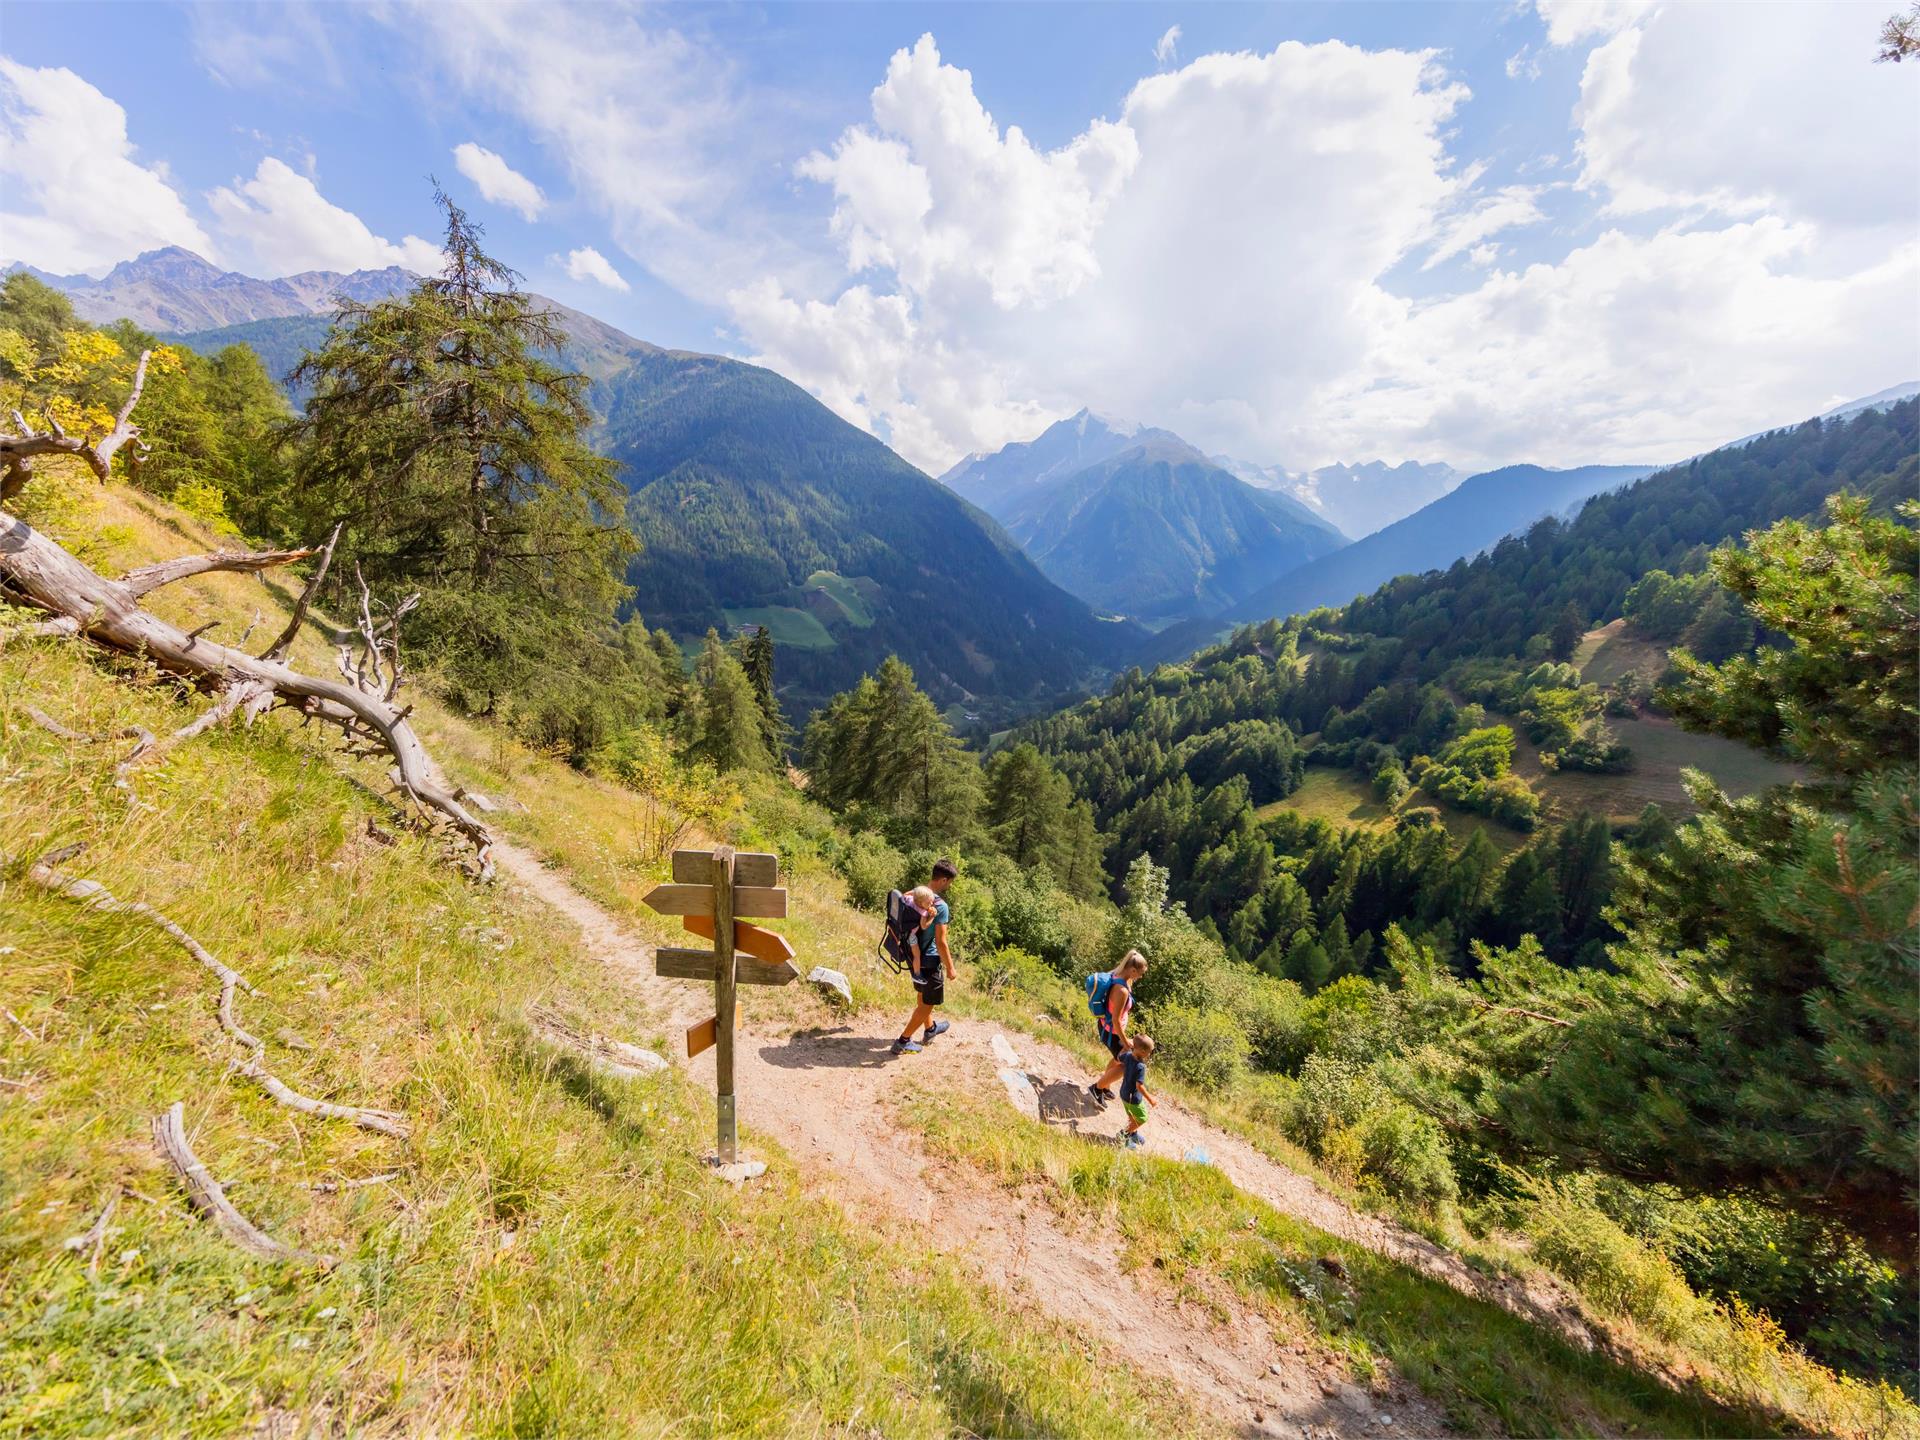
996, 439, 1346, 620
1231, 461, 1656, 623
596, 349, 1138, 710
1216, 456, 1461, 539
939, 409, 1187, 516
17, 247, 417, 331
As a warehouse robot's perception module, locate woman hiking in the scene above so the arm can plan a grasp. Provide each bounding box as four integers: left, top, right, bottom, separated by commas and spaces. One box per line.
1086, 950, 1147, 1107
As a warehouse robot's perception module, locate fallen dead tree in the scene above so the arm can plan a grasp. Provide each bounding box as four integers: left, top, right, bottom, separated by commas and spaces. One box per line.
0, 352, 495, 878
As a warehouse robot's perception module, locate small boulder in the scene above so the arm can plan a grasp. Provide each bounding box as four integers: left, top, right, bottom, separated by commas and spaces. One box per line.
594, 1040, 667, 1079
997, 1067, 1041, 1120
807, 967, 853, 1006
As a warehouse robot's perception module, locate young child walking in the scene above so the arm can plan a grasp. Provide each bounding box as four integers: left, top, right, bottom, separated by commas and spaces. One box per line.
1119, 1035, 1157, 1148
1086, 950, 1148, 1105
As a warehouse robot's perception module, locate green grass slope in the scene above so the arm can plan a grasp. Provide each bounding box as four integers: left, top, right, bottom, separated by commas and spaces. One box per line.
0, 487, 1179, 1439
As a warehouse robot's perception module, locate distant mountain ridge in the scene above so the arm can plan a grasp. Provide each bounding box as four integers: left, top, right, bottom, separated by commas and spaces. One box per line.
941, 411, 1344, 622
12, 246, 418, 332
137, 255, 1133, 716
1229, 461, 1659, 624
1213, 456, 1462, 539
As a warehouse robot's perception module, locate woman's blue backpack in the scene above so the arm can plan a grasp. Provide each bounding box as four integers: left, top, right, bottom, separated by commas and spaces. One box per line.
1085, 970, 1121, 1017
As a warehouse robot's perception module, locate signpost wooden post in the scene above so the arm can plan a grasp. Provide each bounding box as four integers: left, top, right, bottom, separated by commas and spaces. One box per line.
643, 846, 794, 1177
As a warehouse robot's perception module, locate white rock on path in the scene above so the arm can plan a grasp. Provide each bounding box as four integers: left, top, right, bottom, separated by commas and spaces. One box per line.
807, 967, 853, 1006
997, 1067, 1040, 1120
990, 1033, 1022, 1067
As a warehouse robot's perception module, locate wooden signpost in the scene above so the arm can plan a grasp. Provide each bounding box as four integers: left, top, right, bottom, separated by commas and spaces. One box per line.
643, 846, 795, 1171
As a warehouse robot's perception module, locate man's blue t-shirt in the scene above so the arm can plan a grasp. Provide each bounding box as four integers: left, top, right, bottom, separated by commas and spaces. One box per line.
916, 898, 949, 968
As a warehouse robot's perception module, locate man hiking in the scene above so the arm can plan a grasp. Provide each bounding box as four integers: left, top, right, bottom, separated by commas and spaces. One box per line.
1086, 950, 1148, 1105
892, 857, 958, 1055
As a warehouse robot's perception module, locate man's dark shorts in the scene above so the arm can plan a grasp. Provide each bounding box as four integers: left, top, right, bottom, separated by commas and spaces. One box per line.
914, 967, 945, 1006
1099, 1023, 1124, 1058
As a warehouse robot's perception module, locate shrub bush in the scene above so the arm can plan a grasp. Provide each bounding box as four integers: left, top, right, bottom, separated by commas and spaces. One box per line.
1353, 1105, 1457, 1207
1149, 1002, 1250, 1093
1518, 1174, 1700, 1340
837, 831, 908, 911
972, 945, 1051, 1000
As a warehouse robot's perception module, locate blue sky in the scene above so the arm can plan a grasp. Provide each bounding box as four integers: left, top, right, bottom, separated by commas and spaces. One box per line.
2, 1, 1915, 475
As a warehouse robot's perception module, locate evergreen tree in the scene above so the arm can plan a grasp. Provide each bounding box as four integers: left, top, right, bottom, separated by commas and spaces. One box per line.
285, 190, 638, 734
985, 743, 1068, 870
734, 625, 790, 760
801, 655, 982, 839
682, 630, 771, 773
1549, 601, 1586, 660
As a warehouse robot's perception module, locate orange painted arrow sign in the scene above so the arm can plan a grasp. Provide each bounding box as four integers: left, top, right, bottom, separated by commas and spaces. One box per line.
686, 1009, 742, 1060
682, 915, 795, 964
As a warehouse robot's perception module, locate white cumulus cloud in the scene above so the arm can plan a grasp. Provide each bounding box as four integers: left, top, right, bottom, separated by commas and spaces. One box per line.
453, 142, 546, 221
1569, 3, 1919, 230
208, 157, 443, 275
1154, 25, 1181, 64
1534, 0, 1653, 47
562, 245, 630, 291
731, 21, 1917, 479
0, 58, 217, 274
1423, 185, 1547, 269
732, 35, 1468, 472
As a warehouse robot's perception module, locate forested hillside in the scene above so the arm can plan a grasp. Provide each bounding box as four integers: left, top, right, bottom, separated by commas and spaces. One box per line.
164, 274, 1131, 721
599, 348, 1137, 713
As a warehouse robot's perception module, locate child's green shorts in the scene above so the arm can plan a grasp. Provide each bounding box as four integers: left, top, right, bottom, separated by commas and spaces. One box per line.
1123, 1100, 1148, 1124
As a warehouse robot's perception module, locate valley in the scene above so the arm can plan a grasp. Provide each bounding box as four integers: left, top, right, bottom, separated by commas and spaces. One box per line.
4, 175, 1915, 1440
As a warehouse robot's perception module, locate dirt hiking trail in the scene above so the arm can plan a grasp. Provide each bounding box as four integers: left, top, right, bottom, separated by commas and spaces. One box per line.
497, 841, 1588, 1439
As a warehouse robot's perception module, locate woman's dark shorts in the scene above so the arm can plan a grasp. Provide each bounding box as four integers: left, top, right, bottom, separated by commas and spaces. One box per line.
1099, 1024, 1124, 1058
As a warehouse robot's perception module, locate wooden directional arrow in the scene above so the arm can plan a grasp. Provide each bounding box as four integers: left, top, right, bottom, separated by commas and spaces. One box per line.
655, 947, 798, 986
682, 915, 795, 964
643, 883, 788, 919
674, 849, 778, 888
686, 1009, 741, 1060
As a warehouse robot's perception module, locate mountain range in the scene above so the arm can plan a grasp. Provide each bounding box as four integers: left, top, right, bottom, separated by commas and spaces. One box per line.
9, 246, 417, 332
1227, 461, 1659, 623
1213, 457, 1462, 539
43, 248, 1133, 715
941, 411, 1344, 622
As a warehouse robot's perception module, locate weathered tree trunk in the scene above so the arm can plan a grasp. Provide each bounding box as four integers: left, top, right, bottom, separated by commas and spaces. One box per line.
0, 351, 495, 875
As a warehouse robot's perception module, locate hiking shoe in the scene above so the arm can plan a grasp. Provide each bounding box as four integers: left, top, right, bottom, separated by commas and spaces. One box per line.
1124, 1132, 1146, 1150
890, 1038, 923, 1055
1088, 1084, 1113, 1107
922, 1020, 951, 1043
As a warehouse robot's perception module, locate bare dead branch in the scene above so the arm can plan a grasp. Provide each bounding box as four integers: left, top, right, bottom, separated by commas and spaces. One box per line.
261, 522, 342, 663
237, 1058, 409, 1138
1469, 997, 1575, 1028
1, 511, 492, 868
151, 1102, 334, 1267
62, 1189, 120, 1275
18, 847, 412, 1138
0, 350, 152, 501
120, 546, 316, 600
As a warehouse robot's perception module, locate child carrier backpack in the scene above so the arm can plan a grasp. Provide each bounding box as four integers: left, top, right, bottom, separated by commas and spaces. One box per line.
1086, 970, 1120, 1018
879, 890, 919, 974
